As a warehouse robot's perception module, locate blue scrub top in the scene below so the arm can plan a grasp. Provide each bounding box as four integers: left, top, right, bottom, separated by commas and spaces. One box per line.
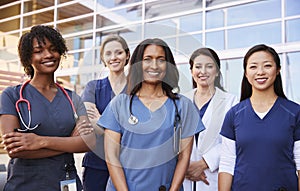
81, 77, 127, 170
98, 94, 205, 191
220, 97, 300, 191
0, 83, 86, 191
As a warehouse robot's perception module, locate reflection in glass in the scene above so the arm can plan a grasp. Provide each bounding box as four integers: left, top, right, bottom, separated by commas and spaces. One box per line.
1, 3, 20, 19
227, 22, 281, 49
98, 0, 142, 9
206, 31, 224, 50
206, 9, 224, 29
286, 19, 300, 42
179, 13, 202, 33
145, 22, 177, 38
286, 0, 300, 17
24, 0, 54, 13
23, 10, 54, 28
220, 58, 243, 97
57, 16, 93, 34
57, 2, 93, 20
286, 52, 300, 104
227, 0, 280, 26
178, 34, 202, 56
145, 0, 202, 19
0, 19, 20, 32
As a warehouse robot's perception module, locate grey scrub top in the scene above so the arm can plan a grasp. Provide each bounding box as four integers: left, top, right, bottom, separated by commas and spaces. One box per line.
0, 83, 86, 191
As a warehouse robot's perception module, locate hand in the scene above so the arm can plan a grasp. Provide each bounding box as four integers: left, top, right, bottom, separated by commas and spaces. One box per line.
85, 103, 101, 120
1, 132, 43, 154
185, 159, 210, 185
72, 120, 93, 136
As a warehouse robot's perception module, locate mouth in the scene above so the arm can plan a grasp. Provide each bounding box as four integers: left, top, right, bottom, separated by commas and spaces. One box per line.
255, 78, 267, 84
147, 71, 161, 77
110, 62, 121, 67
42, 60, 56, 66
197, 75, 209, 80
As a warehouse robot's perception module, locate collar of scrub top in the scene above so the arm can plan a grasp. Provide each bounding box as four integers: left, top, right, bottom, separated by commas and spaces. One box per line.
127, 89, 182, 154
15, 80, 78, 132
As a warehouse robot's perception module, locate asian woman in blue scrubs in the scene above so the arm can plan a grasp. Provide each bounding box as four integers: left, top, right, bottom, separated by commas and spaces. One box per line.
0, 25, 94, 191
98, 38, 205, 191
218, 44, 300, 191
80, 35, 130, 191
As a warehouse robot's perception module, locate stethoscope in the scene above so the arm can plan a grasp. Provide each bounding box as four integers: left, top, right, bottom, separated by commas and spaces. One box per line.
128, 94, 182, 154
15, 80, 78, 132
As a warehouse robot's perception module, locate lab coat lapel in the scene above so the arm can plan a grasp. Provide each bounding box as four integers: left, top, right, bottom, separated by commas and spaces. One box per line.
198, 88, 225, 155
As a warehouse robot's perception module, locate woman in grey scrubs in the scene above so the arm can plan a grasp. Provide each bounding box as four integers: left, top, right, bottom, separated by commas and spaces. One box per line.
0, 25, 94, 191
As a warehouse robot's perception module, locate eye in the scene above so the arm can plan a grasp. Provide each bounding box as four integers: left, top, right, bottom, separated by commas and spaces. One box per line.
249, 65, 256, 69
143, 57, 152, 64
105, 52, 111, 56
157, 59, 166, 64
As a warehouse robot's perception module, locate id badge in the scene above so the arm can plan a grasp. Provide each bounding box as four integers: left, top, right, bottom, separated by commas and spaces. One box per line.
60, 179, 77, 191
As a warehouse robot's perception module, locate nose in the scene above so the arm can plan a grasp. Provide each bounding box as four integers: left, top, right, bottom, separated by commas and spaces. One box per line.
200, 66, 206, 74
150, 59, 159, 69
44, 49, 54, 58
257, 65, 265, 75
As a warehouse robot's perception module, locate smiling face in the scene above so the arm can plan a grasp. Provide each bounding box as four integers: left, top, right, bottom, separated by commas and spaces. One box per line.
142, 44, 167, 85
102, 40, 129, 73
31, 37, 61, 75
245, 50, 279, 93
191, 54, 219, 89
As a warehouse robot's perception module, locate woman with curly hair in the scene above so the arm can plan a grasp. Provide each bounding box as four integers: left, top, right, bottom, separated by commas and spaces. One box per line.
0, 25, 94, 191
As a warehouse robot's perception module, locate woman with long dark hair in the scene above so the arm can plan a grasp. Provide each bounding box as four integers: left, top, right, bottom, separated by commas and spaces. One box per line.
98, 38, 205, 190
218, 44, 300, 191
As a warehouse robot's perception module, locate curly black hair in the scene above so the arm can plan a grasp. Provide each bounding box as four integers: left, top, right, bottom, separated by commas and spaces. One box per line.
18, 25, 68, 78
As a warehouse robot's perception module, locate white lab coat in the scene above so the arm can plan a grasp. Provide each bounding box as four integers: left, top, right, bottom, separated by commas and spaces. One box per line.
183, 88, 238, 191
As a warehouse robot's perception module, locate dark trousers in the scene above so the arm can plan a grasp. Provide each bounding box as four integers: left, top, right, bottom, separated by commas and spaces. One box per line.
82, 167, 109, 191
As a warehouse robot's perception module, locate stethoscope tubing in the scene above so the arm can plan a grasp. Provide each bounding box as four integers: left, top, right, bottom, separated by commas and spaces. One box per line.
15, 80, 78, 131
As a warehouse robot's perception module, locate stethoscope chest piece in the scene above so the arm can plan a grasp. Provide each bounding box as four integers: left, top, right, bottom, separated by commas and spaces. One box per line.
128, 114, 138, 125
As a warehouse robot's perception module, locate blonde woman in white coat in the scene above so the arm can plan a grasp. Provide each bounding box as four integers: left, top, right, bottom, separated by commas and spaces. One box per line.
183, 48, 238, 191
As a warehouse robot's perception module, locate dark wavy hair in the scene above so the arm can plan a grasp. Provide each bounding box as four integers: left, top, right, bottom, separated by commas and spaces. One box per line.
127, 38, 179, 99
240, 44, 286, 101
18, 25, 68, 78
100, 35, 130, 66
189, 47, 225, 91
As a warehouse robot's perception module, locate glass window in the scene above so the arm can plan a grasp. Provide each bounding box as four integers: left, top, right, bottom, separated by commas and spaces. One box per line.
178, 34, 202, 56
286, 52, 300, 104
24, 0, 54, 13
65, 33, 94, 52
227, 0, 281, 26
145, 21, 177, 38
0, 3, 20, 19
57, 15, 93, 35
286, 19, 300, 42
122, 25, 142, 43
227, 22, 281, 49
206, 9, 224, 29
23, 10, 54, 28
286, 0, 300, 17
206, 30, 224, 50
145, 0, 202, 19
0, 19, 20, 32
177, 63, 193, 93
57, 2, 93, 20
221, 58, 243, 98
98, 0, 142, 9
179, 13, 202, 33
